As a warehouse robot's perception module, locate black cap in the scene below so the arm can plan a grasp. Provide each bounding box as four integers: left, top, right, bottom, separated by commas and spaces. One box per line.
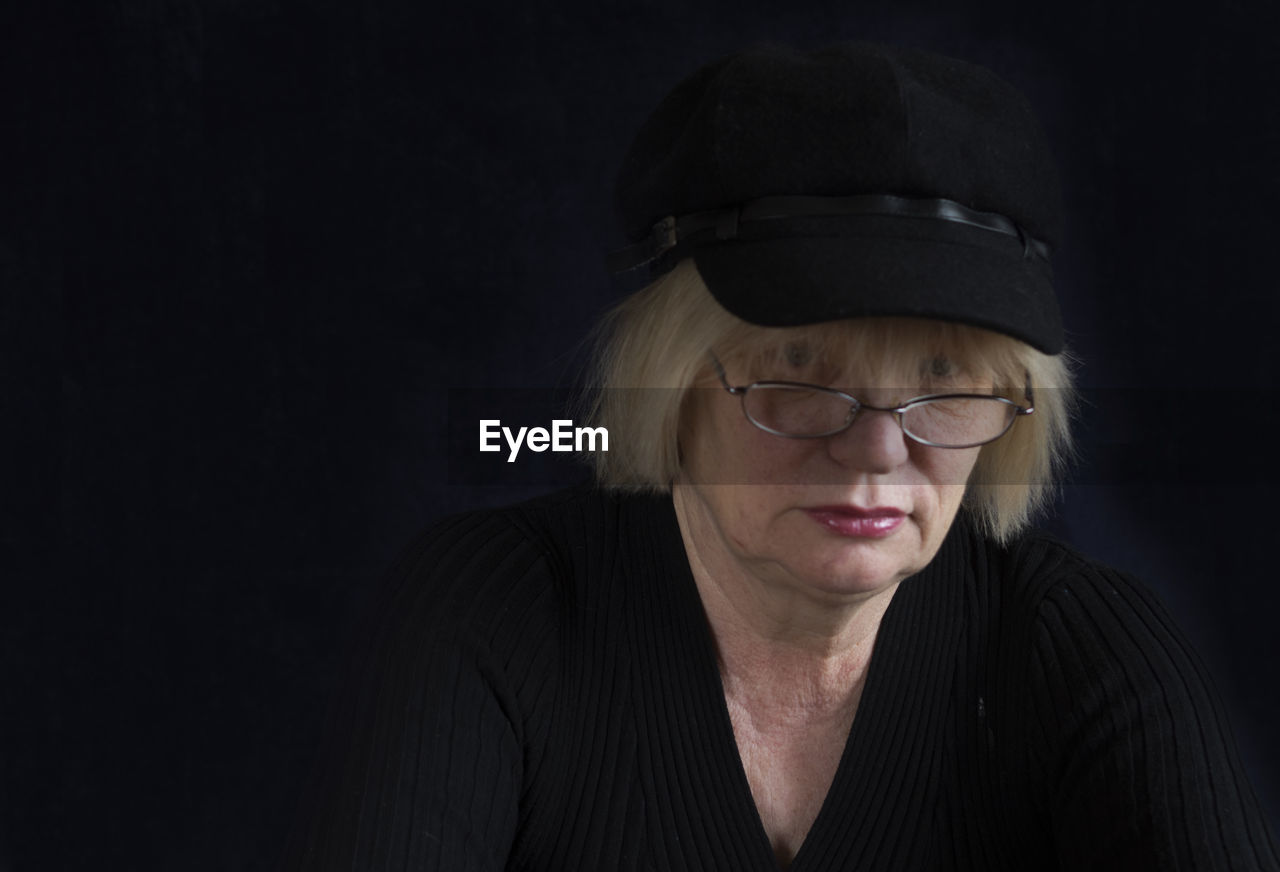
612, 42, 1065, 354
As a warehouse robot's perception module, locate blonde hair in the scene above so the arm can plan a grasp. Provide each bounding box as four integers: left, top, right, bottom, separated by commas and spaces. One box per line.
584, 259, 1075, 543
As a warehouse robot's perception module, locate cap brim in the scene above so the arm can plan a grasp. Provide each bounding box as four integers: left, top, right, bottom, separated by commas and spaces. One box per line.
691, 218, 1063, 354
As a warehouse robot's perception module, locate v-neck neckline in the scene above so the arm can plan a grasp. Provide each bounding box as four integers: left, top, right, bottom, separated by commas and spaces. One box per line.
620, 492, 972, 871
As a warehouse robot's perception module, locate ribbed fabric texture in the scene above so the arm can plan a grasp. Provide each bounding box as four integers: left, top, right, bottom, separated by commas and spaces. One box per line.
287, 486, 1279, 871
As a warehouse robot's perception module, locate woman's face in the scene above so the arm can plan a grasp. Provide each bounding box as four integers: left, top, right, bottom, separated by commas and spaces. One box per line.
677, 338, 986, 599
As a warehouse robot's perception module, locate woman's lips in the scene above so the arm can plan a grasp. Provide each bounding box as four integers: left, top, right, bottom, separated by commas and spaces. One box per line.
804, 506, 906, 538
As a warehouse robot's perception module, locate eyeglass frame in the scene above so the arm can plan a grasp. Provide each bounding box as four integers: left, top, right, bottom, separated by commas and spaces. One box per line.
708, 352, 1035, 449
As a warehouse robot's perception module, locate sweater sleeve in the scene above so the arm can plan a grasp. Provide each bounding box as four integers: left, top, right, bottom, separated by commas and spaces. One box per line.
286, 513, 539, 872
1026, 556, 1279, 871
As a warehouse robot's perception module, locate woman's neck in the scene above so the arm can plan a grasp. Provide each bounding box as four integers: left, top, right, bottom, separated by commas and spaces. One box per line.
672, 484, 900, 722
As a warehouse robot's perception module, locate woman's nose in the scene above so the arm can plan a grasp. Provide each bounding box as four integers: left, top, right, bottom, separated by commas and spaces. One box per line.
826, 406, 911, 473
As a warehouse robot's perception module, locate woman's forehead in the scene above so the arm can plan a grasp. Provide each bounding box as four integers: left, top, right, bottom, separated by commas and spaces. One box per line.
732, 318, 1000, 376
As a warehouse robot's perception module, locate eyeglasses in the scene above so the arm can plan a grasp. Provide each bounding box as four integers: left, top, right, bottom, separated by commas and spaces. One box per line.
710, 353, 1034, 448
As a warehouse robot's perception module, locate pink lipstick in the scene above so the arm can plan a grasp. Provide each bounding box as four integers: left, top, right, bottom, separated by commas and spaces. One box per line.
804, 505, 905, 538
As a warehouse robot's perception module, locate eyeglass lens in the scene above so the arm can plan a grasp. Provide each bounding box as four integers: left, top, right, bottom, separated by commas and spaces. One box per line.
742, 384, 1017, 446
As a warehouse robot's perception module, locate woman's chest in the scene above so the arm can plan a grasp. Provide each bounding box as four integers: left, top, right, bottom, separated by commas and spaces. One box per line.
726, 701, 857, 867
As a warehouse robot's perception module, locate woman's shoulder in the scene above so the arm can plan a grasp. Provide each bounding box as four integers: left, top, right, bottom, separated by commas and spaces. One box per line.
976, 522, 1223, 752
970, 522, 1211, 713
981, 523, 1167, 628
290, 489, 624, 870
375, 484, 640, 643
972, 530, 1280, 868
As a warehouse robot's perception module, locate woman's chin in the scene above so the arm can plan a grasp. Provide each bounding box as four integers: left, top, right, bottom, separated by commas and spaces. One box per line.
793, 542, 916, 597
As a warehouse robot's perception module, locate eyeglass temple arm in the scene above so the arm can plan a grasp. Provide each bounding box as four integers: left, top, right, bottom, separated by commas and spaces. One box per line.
1020, 371, 1035, 415
709, 352, 747, 395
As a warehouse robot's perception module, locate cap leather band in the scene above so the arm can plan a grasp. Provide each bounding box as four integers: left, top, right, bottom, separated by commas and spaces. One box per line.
606, 194, 1051, 274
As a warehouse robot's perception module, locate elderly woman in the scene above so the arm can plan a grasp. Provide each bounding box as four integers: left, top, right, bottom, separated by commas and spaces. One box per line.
292, 43, 1278, 870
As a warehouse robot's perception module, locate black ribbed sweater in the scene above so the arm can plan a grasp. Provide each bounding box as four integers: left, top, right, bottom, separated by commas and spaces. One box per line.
290, 486, 1278, 870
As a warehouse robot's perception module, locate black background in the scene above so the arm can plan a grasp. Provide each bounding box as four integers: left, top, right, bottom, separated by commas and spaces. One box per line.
8, 0, 1280, 869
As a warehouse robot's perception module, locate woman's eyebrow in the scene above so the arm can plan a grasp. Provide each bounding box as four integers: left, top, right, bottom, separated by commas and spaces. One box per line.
927, 355, 957, 377
782, 341, 814, 367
